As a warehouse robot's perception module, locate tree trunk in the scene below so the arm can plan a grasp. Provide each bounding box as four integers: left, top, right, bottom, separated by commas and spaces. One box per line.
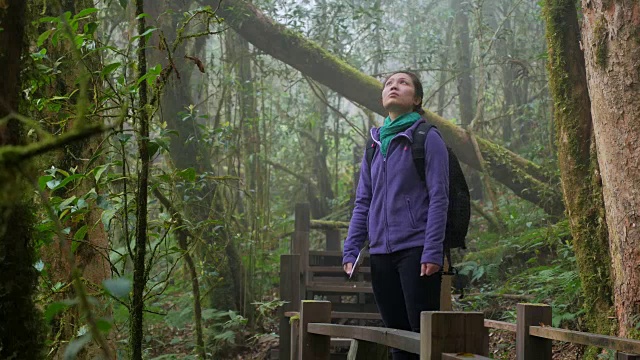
130, 1, 151, 359
580, 0, 640, 337
453, 0, 474, 128
498, 0, 515, 145
543, 0, 614, 342
0, 1, 45, 358
210, 0, 564, 217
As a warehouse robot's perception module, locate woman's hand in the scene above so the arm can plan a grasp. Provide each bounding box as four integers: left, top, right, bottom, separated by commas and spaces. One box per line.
421, 263, 441, 276
343, 262, 353, 275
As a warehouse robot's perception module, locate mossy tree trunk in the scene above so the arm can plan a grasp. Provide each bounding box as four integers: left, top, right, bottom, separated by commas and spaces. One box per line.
130, 0, 151, 358
210, 0, 565, 217
542, 0, 614, 343
580, 0, 640, 338
0, 1, 45, 358
28, 2, 112, 356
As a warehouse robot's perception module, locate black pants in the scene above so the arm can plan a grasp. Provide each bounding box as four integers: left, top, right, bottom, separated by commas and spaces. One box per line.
370, 247, 442, 360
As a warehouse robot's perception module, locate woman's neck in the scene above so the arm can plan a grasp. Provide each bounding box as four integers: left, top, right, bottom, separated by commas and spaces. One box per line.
388, 110, 413, 121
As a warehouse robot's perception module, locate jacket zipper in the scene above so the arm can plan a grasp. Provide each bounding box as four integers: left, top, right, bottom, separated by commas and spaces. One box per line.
373, 129, 414, 254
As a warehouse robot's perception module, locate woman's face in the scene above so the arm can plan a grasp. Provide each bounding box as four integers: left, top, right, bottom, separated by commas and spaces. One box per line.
381, 73, 421, 114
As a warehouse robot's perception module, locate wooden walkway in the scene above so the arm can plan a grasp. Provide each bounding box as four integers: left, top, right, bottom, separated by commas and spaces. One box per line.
276, 203, 640, 359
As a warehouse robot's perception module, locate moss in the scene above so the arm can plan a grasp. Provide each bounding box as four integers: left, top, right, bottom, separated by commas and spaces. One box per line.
0, 168, 46, 359
593, 16, 609, 69
542, 0, 615, 352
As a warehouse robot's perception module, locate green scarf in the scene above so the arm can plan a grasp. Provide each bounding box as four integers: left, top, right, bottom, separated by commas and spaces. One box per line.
378, 112, 421, 157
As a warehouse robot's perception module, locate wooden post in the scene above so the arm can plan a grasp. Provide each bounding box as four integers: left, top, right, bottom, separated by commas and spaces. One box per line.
299, 300, 332, 360
420, 311, 488, 359
293, 204, 310, 300
440, 257, 452, 311
279, 254, 300, 360
516, 303, 552, 360
290, 316, 300, 360
617, 352, 640, 360
325, 228, 341, 251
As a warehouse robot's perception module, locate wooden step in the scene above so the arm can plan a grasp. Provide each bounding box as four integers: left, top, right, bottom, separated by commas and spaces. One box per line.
307, 282, 373, 294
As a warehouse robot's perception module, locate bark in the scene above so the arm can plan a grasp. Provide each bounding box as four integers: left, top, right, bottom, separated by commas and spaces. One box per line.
453, 0, 474, 128
436, 18, 453, 117
130, 1, 150, 358
498, 0, 515, 145
210, 0, 564, 217
30, 2, 113, 356
580, 0, 640, 337
0, 1, 45, 358
230, 29, 258, 322
543, 0, 614, 341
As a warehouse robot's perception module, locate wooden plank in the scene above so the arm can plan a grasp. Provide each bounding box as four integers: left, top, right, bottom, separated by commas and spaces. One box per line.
307, 282, 373, 294
528, 326, 640, 355
484, 319, 516, 332
307, 323, 420, 354
285, 311, 381, 320
309, 266, 371, 274
420, 311, 487, 360
516, 303, 552, 360
347, 339, 388, 360
617, 352, 640, 360
442, 353, 491, 360
300, 301, 332, 360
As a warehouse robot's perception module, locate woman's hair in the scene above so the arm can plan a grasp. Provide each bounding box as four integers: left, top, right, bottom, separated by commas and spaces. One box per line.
382, 71, 425, 115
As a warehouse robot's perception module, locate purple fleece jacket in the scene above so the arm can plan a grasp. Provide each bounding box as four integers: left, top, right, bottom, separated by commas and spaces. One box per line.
343, 119, 449, 266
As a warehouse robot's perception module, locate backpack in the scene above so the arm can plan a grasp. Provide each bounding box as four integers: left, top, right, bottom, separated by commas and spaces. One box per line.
365, 122, 471, 273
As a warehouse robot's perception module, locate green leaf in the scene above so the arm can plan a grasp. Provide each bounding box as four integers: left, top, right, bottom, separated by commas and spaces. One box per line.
100, 62, 121, 77
39, 175, 54, 191
103, 277, 132, 298
37, 29, 54, 47
177, 168, 196, 182
95, 318, 112, 333
101, 209, 116, 230
53, 174, 83, 190
136, 13, 148, 19
74, 8, 98, 20
46, 179, 61, 189
73, 224, 88, 241
64, 334, 92, 360
84, 22, 98, 35
45, 301, 70, 322
118, 0, 128, 9
58, 195, 77, 210
147, 141, 160, 161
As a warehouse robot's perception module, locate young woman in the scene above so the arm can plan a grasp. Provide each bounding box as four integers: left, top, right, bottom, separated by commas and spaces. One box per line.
343, 71, 449, 360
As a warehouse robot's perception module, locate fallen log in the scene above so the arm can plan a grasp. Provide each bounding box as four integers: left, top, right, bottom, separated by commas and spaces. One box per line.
212, 0, 564, 217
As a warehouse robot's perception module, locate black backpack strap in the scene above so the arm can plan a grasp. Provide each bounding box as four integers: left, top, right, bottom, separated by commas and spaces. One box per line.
365, 137, 376, 169
443, 247, 456, 275
411, 122, 433, 182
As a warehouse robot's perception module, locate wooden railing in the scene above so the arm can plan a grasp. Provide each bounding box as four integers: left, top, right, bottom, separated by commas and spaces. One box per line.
286, 300, 640, 360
